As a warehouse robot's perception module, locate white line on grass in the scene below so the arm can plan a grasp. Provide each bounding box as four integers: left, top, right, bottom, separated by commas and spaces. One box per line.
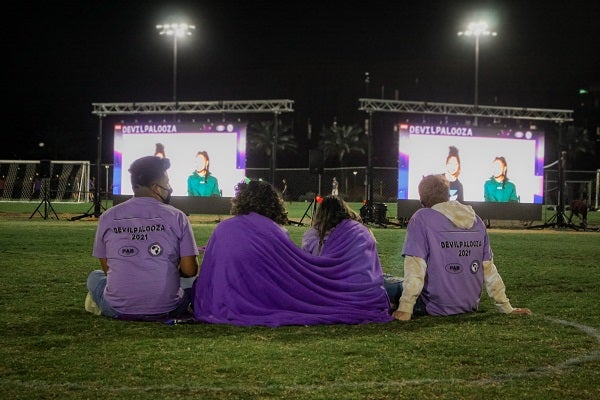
2, 316, 599, 395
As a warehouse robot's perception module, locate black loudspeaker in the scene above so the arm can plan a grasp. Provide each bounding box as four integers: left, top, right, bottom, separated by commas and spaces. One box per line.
375, 203, 388, 223
309, 149, 324, 174
39, 160, 51, 178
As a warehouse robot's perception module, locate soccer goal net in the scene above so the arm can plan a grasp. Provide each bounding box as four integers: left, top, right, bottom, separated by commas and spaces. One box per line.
0, 160, 91, 202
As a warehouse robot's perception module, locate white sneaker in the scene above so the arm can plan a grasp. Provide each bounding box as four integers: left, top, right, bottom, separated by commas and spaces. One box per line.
84, 292, 102, 316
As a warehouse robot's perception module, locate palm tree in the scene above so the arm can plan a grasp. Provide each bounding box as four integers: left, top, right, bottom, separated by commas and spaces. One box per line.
562, 124, 596, 169
318, 123, 366, 164
317, 122, 366, 196
247, 119, 298, 183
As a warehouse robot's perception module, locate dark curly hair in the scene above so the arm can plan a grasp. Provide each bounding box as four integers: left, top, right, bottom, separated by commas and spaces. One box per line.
231, 180, 288, 225
311, 195, 361, 247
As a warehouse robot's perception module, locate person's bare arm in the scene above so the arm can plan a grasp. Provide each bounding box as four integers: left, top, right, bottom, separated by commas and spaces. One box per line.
99, 258, 109, 274
179, 255, 199, 278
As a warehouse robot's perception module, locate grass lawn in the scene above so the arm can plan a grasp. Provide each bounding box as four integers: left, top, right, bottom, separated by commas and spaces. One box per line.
1, 200, 599, 399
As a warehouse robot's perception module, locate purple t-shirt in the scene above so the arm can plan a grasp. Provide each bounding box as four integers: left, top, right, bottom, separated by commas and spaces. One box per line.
93, 197, 198, 315
402, 208, 491, 316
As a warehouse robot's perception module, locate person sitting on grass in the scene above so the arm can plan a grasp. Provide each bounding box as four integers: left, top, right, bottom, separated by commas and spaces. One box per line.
301, 195, 405, 312
85, 156, 199, 321
191, 179, 393, 327
390, 174, 532, 321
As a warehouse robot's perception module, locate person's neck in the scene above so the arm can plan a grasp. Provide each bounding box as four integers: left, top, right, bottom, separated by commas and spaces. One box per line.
445, 172, 457, 182
133, 187, 161, 201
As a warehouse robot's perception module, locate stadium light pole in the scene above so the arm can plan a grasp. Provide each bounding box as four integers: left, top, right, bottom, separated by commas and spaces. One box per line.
156, 22, 195, 102
458, 21, 496, 126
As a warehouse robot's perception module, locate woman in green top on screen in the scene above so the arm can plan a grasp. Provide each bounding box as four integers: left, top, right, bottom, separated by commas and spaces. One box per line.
483, 156, 519, 202
188, 151, 221, 197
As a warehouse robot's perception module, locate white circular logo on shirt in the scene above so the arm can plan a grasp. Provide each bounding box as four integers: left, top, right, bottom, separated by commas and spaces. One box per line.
470, 261, 480, 274
149, 243, 162, 256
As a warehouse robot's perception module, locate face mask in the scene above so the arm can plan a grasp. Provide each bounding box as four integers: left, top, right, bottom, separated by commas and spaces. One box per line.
155, 184, 173, 204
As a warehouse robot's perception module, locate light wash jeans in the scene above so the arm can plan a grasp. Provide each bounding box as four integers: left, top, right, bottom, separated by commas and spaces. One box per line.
383, 274, 426, 315
87, 270, 195, 321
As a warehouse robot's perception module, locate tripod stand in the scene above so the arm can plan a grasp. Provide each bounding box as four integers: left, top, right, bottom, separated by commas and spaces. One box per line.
528, 150, 579, 231
70, 188, 106, 221
290, 172, 321, 226
29, 179, 59, 220
71, 114, 106, 221
295, 197, 316, 226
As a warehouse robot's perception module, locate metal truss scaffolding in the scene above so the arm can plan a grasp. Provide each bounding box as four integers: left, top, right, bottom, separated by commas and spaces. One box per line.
79, 100, 294, 219
358, 98, 574, 226
358, 98, 573, 123
92, 100, 295, 116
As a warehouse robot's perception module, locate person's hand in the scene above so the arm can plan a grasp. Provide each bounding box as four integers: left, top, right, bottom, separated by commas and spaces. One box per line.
511, 307, 532, 315
392, 310, 412, 321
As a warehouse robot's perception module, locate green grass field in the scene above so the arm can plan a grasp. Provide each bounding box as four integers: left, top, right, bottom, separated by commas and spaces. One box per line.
1, 200, 599, 399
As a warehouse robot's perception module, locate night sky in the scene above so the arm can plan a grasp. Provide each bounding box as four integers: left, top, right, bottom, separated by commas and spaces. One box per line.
6, 0, 599, 165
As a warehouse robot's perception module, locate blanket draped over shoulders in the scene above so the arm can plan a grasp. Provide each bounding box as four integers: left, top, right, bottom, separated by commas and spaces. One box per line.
192, 213, 392, 327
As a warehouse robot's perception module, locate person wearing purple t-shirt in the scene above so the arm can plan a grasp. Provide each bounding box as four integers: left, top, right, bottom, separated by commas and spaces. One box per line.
391, 174, 531, 321
85, 156, 199, 321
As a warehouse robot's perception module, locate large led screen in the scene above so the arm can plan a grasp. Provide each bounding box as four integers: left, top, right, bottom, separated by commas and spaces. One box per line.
113, 122, 246, 197
397, 123, 545, 204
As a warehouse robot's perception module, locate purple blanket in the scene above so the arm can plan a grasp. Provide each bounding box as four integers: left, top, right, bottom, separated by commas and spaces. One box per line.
192, 213, 393, 326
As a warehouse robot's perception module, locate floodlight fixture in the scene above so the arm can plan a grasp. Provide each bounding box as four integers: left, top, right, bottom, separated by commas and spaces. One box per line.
156, 22, 196, 102
458, 21, 497, 126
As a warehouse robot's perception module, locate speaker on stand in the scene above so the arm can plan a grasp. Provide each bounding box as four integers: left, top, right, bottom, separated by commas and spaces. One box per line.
29, 160, 59, 220
39, 159, 51, 179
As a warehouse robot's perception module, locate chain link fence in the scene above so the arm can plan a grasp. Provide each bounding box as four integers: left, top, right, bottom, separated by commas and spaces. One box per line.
245, 166, 398, 203
2, 161, 598, 213
247, 166, 600, 212
544, 168, 600, 210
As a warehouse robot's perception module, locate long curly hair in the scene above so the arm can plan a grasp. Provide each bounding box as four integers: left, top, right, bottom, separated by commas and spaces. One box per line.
311, 195, 361, 247
231, 180, 288, 225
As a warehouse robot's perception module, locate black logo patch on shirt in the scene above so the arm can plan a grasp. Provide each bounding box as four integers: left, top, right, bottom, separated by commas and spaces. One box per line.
118, 246, 139, 257
148, 243, 163, 256
445, 263, 462, 274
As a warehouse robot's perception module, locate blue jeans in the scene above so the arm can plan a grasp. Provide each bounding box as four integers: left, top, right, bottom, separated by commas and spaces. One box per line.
383, 274, 426, 316
87, 270, 195, 321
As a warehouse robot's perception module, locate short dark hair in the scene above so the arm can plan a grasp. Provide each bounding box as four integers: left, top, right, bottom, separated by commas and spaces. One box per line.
418, 174, 450, 207
128, 156, 171, 188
